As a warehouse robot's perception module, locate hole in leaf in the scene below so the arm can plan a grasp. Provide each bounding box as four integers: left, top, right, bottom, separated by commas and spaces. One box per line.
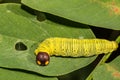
15, 42, 27, 51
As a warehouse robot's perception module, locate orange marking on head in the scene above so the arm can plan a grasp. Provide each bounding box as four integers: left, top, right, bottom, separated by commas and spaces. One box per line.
37, 60, 41, 65
45, 61, 49, 65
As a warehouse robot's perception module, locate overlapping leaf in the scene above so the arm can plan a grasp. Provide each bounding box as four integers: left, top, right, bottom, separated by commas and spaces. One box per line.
22, 0, 120, 30
0, 3, 96, 76
92, 56, 120, 80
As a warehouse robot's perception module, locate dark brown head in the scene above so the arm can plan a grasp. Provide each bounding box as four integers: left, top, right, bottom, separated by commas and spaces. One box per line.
36, 52, 50, 66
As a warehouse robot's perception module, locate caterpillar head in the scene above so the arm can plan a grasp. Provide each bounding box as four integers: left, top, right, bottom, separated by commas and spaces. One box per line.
36, 52, 50, 66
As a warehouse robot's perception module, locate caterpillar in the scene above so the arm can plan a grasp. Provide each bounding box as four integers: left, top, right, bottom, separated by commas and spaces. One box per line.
35, 37, 118, 66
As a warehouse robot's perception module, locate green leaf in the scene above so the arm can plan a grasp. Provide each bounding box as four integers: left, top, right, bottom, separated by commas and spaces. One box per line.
21, 0, 120, 30
116, 36, 120, 43
0, 68, 57, 80
0, 3, 96, 76
92, 56, 120, 80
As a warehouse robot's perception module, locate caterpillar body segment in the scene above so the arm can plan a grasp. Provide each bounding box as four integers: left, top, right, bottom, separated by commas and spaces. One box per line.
35, 37, 118, 57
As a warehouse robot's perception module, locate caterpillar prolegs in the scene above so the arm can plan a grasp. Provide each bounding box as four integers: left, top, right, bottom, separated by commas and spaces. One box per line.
35, 37, 118, 66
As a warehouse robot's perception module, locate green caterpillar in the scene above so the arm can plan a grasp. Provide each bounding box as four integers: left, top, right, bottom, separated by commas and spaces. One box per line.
35, 37, 118, 66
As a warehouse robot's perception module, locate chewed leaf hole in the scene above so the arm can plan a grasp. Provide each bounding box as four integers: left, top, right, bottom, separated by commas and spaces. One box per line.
15, 42, 27, 51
